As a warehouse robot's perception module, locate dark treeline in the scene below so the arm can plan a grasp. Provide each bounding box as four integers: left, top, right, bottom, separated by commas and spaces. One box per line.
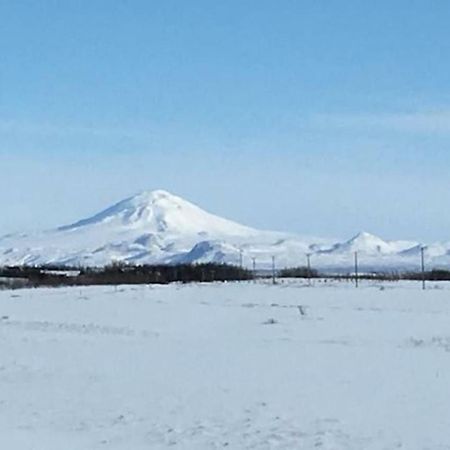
321, 269, 450, 282
0, 263, 252, 288
2, 263, 450, 290
279, 266, 319, 278
402, 269, 450, 281
278, 266, 450, 282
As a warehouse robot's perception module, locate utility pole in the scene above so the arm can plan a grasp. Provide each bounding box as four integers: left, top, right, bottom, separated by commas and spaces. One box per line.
306, 253, 312, 286
239, 249, 243, 268
421, 246, 426, 290
271, 255, 276, 285
252, 257, 256, 280
354, 251, 359, 288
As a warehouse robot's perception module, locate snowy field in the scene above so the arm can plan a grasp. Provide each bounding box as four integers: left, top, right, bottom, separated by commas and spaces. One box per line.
1, 280, 450, 449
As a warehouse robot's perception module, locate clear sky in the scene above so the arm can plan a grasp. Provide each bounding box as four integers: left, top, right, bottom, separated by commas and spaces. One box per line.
1, 0, 450, 241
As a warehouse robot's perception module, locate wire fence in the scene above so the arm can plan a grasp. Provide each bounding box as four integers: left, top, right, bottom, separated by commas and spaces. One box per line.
0, 247, 445, 290
244, 247, 447, 290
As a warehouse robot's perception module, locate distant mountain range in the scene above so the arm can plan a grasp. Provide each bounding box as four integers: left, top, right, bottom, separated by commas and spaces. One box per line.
0, 189, 448, 270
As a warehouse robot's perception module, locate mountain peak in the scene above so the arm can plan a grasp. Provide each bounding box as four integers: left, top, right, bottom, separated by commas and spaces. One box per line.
59, 189, 255, 237
131, 189, 178, 202
324, 231, 392, 255
349, 231, 384, 242
117, 189, 186, 212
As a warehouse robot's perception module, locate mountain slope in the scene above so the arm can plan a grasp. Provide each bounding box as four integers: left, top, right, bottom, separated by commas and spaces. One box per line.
0, 190, 290, 267
58, 190, 256, 237
0, 189, 444, 269
323, 232, 417, 256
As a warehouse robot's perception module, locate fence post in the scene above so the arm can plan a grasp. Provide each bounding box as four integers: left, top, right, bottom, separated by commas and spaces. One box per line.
421, 246, 426, 290
271, 256, 276, 285
306, 253, 312, 286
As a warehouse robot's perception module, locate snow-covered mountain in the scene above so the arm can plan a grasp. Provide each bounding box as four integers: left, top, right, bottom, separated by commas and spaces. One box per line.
0, 189, 448, 270
59, 190, 255, 237
322, 232, 417, 256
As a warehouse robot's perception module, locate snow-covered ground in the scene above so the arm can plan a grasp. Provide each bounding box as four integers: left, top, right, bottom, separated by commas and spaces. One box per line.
1, 280, 450, 449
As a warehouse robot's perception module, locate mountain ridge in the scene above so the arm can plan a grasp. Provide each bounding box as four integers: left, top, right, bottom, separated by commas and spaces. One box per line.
0, 189, 448, 269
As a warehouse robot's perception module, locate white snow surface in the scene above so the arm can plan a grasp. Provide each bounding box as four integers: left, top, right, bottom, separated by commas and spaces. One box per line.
0, 189, 448, 269
1, 280, 450, 449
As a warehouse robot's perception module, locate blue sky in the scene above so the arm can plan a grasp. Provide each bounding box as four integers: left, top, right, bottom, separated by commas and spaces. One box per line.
1, 0, 450, 241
